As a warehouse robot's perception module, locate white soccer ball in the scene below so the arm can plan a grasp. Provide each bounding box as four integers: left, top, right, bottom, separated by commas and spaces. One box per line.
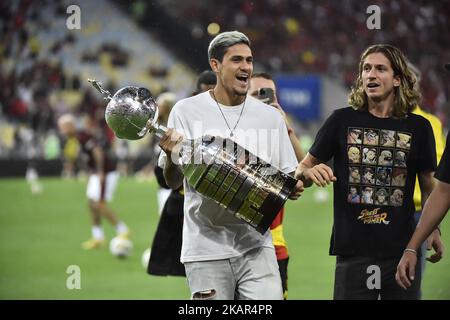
109, 236, 133, 258
141, 248, 151, 269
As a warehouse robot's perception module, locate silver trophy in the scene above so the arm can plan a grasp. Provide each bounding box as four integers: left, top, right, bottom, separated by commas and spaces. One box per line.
89, 79, 297, 234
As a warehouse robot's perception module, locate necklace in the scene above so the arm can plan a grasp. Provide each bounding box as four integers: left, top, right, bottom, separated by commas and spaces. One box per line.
211, 90, 246, 138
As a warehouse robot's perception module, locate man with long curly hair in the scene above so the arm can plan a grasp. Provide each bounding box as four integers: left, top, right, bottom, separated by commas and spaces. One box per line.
295, 44, 443, 300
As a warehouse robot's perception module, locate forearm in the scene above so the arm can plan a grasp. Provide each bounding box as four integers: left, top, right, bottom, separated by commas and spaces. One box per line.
407, 182, 450, 250
420, 183, 433, 210
296, 161, 314, 188
163, 155, 184, 190
288, 131, 305, 162
158, 127, 185, 190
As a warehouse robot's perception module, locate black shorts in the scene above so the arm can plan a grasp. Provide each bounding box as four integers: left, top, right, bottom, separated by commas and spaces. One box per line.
333, 255, 421, 300
147, 190, 185, 277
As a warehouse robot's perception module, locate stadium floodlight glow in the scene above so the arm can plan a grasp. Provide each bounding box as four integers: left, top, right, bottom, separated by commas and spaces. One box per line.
207, 22, 220, 36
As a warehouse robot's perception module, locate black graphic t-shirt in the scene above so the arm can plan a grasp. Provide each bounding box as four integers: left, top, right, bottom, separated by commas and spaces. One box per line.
310, 107, 436, 258
435, 133, 450, 184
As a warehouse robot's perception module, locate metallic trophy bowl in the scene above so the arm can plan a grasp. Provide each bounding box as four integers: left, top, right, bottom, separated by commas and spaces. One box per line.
89, 79, 297, 234
88, 79, 162, 140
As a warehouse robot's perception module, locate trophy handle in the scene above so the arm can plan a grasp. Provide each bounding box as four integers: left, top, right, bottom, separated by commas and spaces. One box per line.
154, 124, 168, 138
88, 79, 112, 100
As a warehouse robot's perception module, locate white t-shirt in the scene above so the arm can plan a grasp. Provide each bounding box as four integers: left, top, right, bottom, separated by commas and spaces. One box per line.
159, 91, 298, 263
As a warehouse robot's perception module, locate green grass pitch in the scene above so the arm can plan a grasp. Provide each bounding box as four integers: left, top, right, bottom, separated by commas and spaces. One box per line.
0, 177, 449, 299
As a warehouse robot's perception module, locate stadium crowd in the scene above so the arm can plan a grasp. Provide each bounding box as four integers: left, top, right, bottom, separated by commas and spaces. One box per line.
162, 0, 449, 117
0, 0, 188, 163
1, 0, 449, 169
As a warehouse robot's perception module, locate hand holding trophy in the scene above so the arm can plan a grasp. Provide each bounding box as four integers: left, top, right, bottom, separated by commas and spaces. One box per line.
89, 79, 297, 234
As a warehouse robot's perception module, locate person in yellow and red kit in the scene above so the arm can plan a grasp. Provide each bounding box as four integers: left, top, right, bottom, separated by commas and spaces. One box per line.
249, 72, 305, 299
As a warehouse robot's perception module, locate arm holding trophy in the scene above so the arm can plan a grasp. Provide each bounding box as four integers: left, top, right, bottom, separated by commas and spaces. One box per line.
88, 79, 300, 234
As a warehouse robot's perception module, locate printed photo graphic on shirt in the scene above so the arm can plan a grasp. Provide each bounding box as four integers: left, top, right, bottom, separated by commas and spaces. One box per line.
374, 188, 390, 206
362, 166, 376, 185
390, 188, 404, 207
376, 167, 392, 186
347, 185, 361, 204
380, 130, 396, 147
361, 186, 374, 204
378, 149, 393, 166
396, 132, 412, 150
345, 128, 412, 210
391, 168, 407, 187
357, 207, 390, 224
394, 150, 407, 167
363, 129, 379, 146
347, 128, 363, 144
349, 166, 361, 183
362, 147, 377, 165
348, 146, 361, 164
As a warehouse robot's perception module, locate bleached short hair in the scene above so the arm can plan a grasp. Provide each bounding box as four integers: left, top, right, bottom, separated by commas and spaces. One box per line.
208, 31, 250, 62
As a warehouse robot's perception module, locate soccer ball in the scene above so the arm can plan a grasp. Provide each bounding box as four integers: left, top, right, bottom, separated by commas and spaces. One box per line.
141, 248, 151, 269
109, 236, 133, 258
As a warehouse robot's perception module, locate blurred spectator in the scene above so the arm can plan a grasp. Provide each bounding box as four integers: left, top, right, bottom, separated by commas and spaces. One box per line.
57, 114, 131, 250
192, 70, 216, 95
135, 91, 177, 181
